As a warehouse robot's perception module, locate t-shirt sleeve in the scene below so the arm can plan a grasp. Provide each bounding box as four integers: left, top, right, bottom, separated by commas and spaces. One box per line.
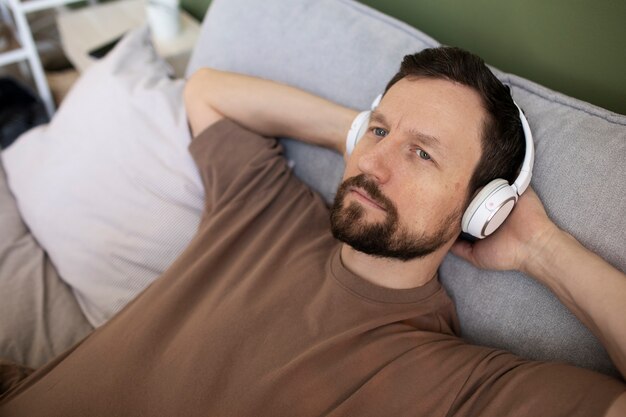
188, 118, 289, 213
448, 348, 625, 417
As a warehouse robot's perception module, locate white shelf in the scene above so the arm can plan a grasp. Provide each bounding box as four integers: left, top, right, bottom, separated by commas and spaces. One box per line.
20, 0, 84, 13
0, 46, 28, 66
0, 0, 85, 116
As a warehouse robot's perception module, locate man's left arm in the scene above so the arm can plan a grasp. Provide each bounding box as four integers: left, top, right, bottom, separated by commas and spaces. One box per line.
451, 188, 626, 379
452, 188, 626, 414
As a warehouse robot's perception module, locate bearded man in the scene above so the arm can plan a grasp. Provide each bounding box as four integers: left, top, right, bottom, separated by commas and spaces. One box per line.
1, 47, 625, 417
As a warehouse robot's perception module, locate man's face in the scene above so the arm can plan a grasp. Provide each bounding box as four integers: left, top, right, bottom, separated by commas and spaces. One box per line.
331, 77, 485, 261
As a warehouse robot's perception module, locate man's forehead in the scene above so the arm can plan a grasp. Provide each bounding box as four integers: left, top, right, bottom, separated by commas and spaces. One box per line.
378, 78, 485, 144
372, 77, 485, 171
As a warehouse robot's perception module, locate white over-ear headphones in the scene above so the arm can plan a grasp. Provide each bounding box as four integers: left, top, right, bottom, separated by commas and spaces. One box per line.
345, 93, 534, 239
345, 94, 383, 156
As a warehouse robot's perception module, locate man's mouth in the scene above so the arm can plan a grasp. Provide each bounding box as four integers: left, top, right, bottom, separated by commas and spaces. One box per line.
349, 187, 386, 211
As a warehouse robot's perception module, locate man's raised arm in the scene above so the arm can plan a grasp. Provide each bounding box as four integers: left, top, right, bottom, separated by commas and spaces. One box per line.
452, 188, 626, 414
183, 68, 357, 154
452, 189, 626, 376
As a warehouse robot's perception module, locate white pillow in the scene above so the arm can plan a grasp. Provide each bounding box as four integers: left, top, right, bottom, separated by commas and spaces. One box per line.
2, 26, 204, 327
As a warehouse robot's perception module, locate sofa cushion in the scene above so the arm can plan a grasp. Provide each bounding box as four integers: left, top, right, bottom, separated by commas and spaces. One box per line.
2, 26, 205, 327
186, 0, 625, 375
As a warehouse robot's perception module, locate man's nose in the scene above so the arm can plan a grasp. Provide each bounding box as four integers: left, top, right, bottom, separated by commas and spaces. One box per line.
356, 138, 396, 184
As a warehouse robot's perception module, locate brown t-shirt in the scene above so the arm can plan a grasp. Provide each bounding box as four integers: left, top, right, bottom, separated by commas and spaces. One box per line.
0, 119, 623, 416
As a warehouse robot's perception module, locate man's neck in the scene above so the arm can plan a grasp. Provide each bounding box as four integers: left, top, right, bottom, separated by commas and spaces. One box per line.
340, 243, 452, 289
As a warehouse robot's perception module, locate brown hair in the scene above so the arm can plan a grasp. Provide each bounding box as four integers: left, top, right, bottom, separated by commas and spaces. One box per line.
384, 46, 526, 201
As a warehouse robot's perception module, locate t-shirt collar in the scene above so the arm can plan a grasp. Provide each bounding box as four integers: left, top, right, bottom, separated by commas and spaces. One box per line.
328, 244, 442, 304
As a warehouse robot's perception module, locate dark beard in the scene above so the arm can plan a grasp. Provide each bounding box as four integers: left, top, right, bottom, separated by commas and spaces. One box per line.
330, 174, 460, 261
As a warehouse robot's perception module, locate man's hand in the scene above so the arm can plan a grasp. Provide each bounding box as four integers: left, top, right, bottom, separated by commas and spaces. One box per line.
450, 187, 557, 273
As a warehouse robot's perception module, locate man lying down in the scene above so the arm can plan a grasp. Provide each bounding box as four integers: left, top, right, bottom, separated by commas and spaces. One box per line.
1, 47, 625, 416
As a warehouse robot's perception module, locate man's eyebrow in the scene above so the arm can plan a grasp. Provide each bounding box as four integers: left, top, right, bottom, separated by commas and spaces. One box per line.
370, 110, 444, 152
408, 128, 443, 152
369, 110, 388, 125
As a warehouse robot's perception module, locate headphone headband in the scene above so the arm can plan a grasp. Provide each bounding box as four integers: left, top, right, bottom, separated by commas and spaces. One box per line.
511, 102, 534, 196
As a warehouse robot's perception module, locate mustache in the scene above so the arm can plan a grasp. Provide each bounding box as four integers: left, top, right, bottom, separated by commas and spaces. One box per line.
339, 174, 395, 213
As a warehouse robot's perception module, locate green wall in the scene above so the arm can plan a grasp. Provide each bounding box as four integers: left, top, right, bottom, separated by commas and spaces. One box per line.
181, 0, 626, 115
180, 0, 208, 24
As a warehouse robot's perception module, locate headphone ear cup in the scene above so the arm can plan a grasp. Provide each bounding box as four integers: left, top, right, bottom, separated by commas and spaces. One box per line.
462, 179, 518, 238
345, 110, 371, 156
346, 94, 383, 156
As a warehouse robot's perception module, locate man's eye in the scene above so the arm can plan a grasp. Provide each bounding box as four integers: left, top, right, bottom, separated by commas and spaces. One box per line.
372, 127, 387, 138
417, 149, 431, 161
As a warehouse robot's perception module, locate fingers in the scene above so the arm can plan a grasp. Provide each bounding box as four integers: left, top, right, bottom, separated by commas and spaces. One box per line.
450, 240, 474, 264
